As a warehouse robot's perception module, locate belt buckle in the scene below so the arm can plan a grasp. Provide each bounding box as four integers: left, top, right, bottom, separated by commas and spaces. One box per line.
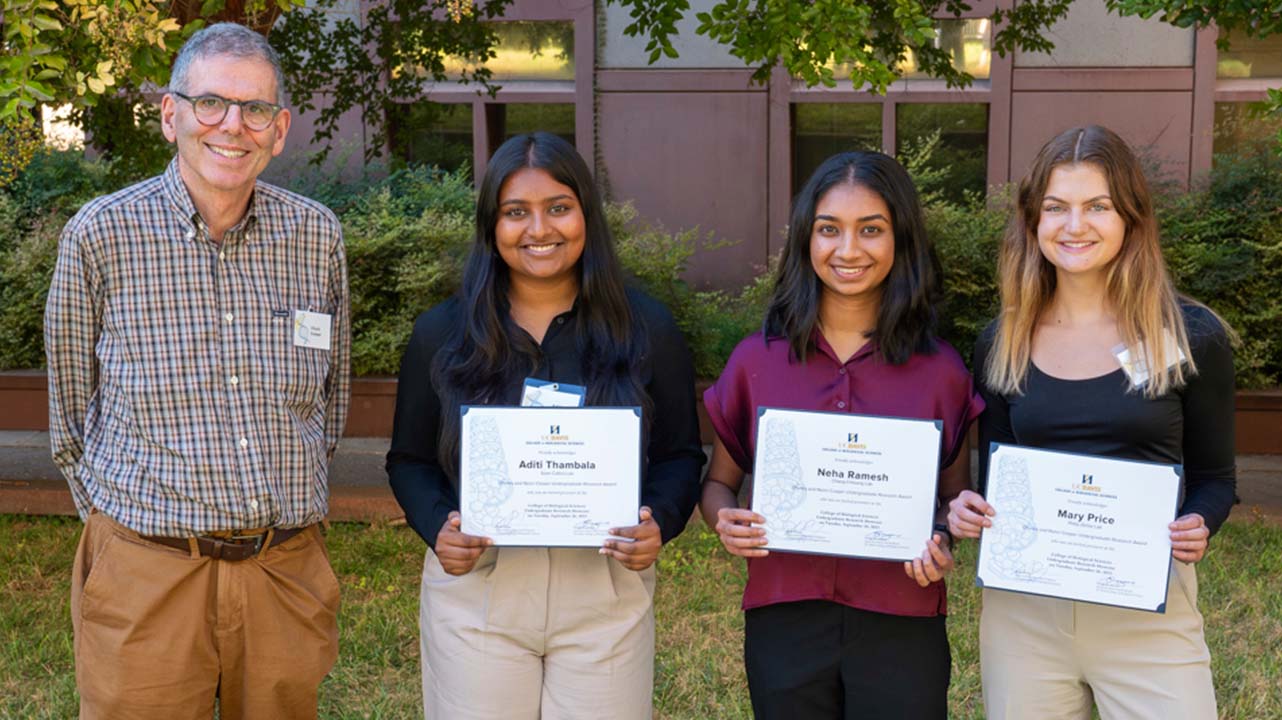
229, 531, 268, 555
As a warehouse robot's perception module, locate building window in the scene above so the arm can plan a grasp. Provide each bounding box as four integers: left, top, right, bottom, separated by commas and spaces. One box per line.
901, 19, 992, 80
490, 103, 575, 150
791, 103, 882, 193
387, 102, 473, 173
896, 103, 988, 201
1213, 102, 1282, 159
1216, 29, 1282, 79
825, 19, 992, 82
443, 21, 575, 81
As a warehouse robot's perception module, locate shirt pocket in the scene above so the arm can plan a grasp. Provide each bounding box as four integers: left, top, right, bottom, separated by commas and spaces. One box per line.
260, 308, 330, 414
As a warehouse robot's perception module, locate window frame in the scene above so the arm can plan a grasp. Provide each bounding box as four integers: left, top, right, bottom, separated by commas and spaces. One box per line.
389, 0, 594, 183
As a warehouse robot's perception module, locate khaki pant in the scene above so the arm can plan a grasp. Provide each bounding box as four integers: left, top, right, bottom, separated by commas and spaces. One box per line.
980, 559, 1216, 720
71, 512, 341, 720
419, 546, 656, 720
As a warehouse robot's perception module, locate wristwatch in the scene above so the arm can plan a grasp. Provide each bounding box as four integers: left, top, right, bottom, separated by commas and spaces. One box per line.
932, 522, 954, 550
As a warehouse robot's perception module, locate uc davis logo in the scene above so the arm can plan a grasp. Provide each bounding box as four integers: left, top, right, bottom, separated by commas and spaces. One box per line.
1078, 473, 1102, 492
839, 432, 866, 450
1082, 474, 1093, 485
542, 424, 569, 441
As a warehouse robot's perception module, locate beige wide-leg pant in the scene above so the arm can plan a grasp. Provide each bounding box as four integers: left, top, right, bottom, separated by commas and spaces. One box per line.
419, 546, 656, 720
981, 559, 1216, 720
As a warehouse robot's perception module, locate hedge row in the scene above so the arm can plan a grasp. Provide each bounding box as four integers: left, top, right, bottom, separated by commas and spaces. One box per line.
2, 144, 1279, 388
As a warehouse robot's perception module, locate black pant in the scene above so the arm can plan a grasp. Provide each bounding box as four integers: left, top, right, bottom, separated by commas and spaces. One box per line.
744, 599, 950, 720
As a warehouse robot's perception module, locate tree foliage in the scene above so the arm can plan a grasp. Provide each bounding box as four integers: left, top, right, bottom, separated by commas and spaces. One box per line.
0, 0, 310, 183
610, 0, 1075, 91
271, 0, 514, 163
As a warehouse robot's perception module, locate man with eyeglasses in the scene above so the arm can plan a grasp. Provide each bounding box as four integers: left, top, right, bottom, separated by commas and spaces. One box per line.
44, 22, 349, 719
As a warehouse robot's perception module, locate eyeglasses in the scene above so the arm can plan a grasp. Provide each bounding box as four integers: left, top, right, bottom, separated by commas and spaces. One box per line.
172, 92, 283, 131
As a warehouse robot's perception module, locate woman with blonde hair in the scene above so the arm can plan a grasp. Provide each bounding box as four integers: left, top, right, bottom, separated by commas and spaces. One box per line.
949, 125, 1235, 719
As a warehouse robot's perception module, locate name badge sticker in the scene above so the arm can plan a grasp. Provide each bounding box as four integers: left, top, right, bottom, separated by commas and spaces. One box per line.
521, 378, 586, 407
1113, 330, 1186, 389
293, 310, 332, 350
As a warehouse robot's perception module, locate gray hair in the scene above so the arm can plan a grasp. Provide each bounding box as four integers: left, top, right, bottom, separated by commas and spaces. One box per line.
169, 22, 286, 105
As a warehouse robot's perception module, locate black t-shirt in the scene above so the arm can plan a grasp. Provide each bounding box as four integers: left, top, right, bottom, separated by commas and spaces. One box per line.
974, 303, 1237, 535
386, 288, 706, 548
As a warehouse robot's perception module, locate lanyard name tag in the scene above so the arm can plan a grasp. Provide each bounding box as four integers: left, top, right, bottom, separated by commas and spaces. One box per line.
293, 310, 332, 350
1113, 331, 1186, 389
520, 378, 586, 407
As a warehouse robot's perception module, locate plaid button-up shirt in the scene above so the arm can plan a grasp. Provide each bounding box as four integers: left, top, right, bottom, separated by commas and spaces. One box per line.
44, 159, 350, 536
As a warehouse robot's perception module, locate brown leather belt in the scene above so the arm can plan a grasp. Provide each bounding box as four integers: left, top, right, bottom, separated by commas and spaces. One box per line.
141, 526, 307, 561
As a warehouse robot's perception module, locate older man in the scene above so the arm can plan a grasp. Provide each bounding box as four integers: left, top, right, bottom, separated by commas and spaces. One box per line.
44, 22, 349, 719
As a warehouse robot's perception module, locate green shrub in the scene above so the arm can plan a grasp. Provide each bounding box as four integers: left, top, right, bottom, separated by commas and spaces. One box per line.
5, 149, 116, 219
610, 202, 772, 379
1, 149, 1279, 390
342, 184, 474, 375
927, 191, 1006, 364
0, 213, 61, 369
1159, 150, 1282, 388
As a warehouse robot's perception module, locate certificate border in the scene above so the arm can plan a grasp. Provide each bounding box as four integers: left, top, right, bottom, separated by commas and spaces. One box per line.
974, 441, 1182, 614
459, 405, 643, 548
748, 406, 945, 563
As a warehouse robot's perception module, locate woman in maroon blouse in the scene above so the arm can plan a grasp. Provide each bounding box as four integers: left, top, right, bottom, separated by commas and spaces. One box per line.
701, 151, 984, 719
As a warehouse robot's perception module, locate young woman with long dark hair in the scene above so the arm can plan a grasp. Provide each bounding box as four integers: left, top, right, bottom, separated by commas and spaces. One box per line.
701, 151, 984, 719
386, 132, 705, 719
948, 125, 1235, 719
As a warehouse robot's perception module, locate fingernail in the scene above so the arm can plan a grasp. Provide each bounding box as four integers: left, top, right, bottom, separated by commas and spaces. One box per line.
598, 548, 608, 555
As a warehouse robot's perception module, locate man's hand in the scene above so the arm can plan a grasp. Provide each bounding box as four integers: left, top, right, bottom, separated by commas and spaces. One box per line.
434, 512, 492, 575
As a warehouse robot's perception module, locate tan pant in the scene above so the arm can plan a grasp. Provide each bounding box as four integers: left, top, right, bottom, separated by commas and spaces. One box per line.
71, 512, 341, 720
419, 546, 656, 720
980, 559, 1216, 720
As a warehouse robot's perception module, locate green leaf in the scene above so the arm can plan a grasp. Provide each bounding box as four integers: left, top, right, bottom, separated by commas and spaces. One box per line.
200, 0, 227, 16
25, 81, 55, 102
0, 97, 19, 118
31, 14, 62, 32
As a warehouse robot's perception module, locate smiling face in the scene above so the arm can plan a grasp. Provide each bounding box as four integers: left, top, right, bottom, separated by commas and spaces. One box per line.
160, 53, 290, 207
494, 167, 587, 288
809, 182, 895, 305
1036, 163, 1125, 280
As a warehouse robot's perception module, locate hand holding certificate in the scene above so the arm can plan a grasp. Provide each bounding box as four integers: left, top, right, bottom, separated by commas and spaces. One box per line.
459, 406, 642, 547
748, 408, 944, 562
974, 443, 1181, 612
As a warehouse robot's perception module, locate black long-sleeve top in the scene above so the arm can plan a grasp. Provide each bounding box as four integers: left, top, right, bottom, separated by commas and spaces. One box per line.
386, 288, 707, 549
974, 303, 1237, 536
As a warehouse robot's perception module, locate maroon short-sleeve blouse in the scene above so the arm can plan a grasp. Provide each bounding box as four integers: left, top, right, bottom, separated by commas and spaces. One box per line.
704, 331, 984, 617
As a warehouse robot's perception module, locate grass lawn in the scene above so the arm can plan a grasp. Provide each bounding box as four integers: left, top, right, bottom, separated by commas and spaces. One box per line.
2, 512, 1279, 718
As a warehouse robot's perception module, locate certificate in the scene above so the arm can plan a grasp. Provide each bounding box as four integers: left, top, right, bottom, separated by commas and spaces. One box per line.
459, 406, 641, 547
975, 443, 1181, 613
749, 407, 943, 561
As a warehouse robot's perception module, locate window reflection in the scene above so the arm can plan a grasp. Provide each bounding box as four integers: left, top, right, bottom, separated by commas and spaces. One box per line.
823, 19, 992, 82
792, 104, 882, 194
443, 21, 575, 82
896, 103, 988, 202
499, 103, 575, 147
387, 102, 474, 174
1217, 29, 1282, 79
1213, 103, 1282, 160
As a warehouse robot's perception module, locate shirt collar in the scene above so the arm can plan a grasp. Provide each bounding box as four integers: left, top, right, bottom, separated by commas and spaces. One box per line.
811, 327, 879, 365
160, 157, 263, 242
